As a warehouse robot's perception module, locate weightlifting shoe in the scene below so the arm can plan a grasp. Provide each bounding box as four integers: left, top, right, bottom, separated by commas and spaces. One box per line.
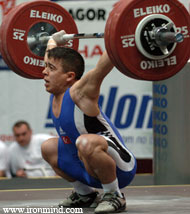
94, 192, 126, 213
59, 191, 99, 208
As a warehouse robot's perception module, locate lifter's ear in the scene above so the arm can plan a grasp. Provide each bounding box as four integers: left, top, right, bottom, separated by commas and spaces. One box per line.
66, 71, 76, 82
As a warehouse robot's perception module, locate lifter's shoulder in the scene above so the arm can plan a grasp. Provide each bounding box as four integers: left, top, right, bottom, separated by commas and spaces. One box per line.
70, 80, 100, 116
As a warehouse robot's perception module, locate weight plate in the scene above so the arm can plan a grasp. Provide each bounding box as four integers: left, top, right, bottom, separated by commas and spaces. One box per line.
0, 3, 34, 78
4, 0, 79, 79
105, 0, 142, 80
110, 0, 190, 81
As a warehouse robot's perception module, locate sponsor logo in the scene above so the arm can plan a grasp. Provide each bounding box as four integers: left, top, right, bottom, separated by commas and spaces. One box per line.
62, 136, 72, 144
59, 127, 66, 135
68, 8, 106, 21
30, 10, 63, 23
134, 4, 170, 18
23, 56, 45, 67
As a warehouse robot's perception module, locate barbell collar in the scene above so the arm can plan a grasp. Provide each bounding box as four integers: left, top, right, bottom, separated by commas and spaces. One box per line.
158, 32, 184, 43
154, 27, 184, 46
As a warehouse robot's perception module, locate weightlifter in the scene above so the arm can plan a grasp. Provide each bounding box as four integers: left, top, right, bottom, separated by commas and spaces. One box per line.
41, 30, 137, 213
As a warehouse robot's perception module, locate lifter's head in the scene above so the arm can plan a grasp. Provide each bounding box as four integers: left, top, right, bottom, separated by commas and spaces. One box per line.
12, 121, 32, 147
43, 47, 84, 95
47, 47, 84, 80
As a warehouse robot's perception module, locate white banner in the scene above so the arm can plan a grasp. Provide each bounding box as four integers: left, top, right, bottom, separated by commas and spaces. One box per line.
1, 0, 188, 158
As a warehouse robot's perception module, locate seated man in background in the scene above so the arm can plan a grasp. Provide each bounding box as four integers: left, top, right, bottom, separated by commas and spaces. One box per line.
8, 120, 55, 177
0, 140, 9, 177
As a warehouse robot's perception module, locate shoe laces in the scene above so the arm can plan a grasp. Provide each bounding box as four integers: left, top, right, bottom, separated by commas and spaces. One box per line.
101, 192, 118, 201
100, 192, 124, 209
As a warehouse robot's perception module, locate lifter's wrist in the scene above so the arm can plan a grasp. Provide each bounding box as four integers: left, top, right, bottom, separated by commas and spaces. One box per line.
47, 37, 57, 49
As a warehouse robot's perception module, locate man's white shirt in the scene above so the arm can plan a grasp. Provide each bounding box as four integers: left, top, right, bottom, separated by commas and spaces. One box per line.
8, 134, 56, 177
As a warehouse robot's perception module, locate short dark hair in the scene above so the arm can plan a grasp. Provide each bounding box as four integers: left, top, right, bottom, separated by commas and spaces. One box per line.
12, 121, 31, 130
47, 47, 85, 80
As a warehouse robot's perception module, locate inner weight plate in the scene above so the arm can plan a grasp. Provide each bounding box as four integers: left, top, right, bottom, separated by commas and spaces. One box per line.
140, 18, 175, 57
27, 22, 57, 57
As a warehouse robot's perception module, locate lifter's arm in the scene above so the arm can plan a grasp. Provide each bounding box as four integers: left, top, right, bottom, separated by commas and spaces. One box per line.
72, 50, 114, 101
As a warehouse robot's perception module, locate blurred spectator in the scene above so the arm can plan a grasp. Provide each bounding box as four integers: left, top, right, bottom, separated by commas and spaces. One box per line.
0, 140, 9, 177
8, 120, 56, 178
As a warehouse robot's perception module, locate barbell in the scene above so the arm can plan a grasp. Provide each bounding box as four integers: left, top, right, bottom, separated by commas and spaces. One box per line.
0, 0, 190, 81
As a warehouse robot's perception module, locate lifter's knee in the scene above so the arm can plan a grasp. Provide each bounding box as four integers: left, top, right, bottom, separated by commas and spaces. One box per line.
76, 134, 108, 159
41, 137, 58, 167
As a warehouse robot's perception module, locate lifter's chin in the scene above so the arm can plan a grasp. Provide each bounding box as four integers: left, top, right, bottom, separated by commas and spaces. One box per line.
46, 89, 52, 94
44, 85, 51, 93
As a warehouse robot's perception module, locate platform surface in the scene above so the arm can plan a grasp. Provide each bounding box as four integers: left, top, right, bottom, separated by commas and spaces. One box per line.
0, 185, 190, 214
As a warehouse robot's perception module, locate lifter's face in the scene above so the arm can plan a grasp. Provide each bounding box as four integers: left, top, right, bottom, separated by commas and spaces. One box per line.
43, 55, 75, 95
13, 124, 32, 147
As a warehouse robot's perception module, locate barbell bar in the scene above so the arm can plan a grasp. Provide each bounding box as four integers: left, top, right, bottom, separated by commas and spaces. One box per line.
27, 30, 183, 52
27, 32, 105, 47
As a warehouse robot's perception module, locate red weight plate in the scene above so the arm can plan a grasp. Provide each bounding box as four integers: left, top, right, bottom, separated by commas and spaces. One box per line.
105, 0, 142, 80
113, 0, 126, 9
109, 0, 159, 80
111, 0, 190, 81
5, 0, 79, 79
3, 2, 38, 78
105, 3, 124, 75
1, 2, 42, 78
0, 3, 34, 78
109, 0, 142, 79
107, 2, 142, 80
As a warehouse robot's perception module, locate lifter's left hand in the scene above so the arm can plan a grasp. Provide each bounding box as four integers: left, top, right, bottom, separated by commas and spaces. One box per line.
52, 30, 67, 46
47, 30, 67, 49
